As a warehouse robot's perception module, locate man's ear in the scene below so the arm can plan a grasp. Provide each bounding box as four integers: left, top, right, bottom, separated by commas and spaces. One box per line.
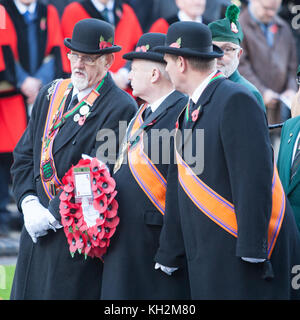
177, 56, 187, 73
238, 47, 243, 59
105, 53, 115, 69
151, 67, 160, 84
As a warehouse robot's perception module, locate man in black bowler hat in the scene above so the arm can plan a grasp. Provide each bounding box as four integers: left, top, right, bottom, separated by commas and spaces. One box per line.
10, 18, 137, 299
100, 32, 190, 299
153, 21, 300, 299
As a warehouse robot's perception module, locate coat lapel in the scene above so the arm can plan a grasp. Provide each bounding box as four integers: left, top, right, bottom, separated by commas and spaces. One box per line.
143, 90, 185, 128
52, 73, 114, 155
185, 76, 226, 131
287, 120, 300, 195
128, 91, 185, 145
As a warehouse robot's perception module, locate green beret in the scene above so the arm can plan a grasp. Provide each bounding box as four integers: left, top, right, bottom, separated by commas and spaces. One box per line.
208, 4, 244, 45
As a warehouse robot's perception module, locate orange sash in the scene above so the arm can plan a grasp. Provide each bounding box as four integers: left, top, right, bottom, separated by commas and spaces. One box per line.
127, 104, 167, 215
40, 79, 71, 200
40, 77, 103, 200
175, 125, 286, 259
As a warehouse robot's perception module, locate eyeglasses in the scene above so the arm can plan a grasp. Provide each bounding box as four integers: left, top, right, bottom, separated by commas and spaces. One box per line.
67, 52, 102, 65
219, 46, 239, 55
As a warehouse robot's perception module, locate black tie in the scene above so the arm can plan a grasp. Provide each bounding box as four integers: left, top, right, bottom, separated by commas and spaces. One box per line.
101, 7, 109, 22
143, 107, 152, 121
67, 94, 78, 111
291, 138, 300, 180
186, 98, 196, 123
189, 98, 195, 109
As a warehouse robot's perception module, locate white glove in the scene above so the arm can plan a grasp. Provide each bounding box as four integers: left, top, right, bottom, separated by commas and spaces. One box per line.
21, 195, 62, 243
242, 257, 266, 263
154, 262, 178, 276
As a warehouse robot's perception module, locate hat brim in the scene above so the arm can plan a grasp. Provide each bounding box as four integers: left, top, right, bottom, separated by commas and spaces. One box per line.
64, 38, 122, 54
153, 44, 224, 59
123, 51, 165, 63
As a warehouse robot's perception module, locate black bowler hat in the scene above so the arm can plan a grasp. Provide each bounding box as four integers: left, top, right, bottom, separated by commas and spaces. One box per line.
64, 18, 121, 54
123, 33, 166, 63
154, 21, 223, 59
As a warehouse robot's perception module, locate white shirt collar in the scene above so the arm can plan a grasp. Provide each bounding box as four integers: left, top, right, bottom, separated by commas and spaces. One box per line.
178, 10, 202, 23
14, 0, 37, 15
191, 71, 216, 104
91, 0, 114, 12
148, 90, 175, 113
72, 86, 94, 102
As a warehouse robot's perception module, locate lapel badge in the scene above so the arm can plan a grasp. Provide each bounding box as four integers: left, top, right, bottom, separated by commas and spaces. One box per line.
78, 115, 86, 126
80, 105, 90, 116
191, 105, 201, 122
73, 113, 80, 122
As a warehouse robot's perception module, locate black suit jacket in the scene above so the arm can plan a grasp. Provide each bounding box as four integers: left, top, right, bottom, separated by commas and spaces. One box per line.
156, 77, 300, 299
101, 90, 191, 299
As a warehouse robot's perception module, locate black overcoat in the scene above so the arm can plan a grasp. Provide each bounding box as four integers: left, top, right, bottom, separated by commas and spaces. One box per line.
101, 91, 191, 299
10, 73, 137, 299
155, 77, 300, 299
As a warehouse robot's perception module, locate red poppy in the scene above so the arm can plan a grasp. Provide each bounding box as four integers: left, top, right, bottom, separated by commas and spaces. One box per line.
59, 201, 81, 218
104, 226, 116, 239
75, 233, 86, 252
104, 216, 120, 229
107, 190, 117, 204
90, 157, 101, 174
40, 18, 46, 31
100, 176, 116, 194
93, 194, 108, 214
191, 109, 199, 122
67, 233, 78, 254
269, 24, 278, 34
83, 240, 92, 257
106, 198, 118, 218
59, 190, 72, 202
99, 41, 113, 50
92, 247, 106, 260
135, 45, 148, 52
170, 42, 180, 48
61, 214, 74, 227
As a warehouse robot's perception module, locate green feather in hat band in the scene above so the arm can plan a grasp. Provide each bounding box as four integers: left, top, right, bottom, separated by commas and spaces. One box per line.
225, 4, 240, 24
208, 4, 243, 45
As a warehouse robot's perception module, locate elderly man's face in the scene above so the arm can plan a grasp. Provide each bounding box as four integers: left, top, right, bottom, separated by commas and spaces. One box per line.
19, 0, 36, 5
68, 51, 113, 91
213, 41, 242, 78
176, 0, 206, 19
97, 0, 111, 5
251, 0, 282, 24
128, 59, 154, 99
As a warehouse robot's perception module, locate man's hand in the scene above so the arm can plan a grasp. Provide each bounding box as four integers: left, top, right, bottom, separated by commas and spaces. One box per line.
21, 195, 62, 243
20, 77, 42, 104
263, 89, 280, 109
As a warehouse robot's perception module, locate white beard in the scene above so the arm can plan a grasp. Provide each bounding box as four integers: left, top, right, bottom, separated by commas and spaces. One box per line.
71, 69, 89, 91
218, 57, 240, 78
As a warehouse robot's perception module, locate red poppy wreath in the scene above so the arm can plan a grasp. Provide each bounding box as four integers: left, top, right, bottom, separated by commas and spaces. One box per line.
59, 157, 119, 260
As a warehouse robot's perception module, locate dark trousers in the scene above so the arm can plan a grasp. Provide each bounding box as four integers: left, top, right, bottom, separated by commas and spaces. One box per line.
0, 153, 13, 226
